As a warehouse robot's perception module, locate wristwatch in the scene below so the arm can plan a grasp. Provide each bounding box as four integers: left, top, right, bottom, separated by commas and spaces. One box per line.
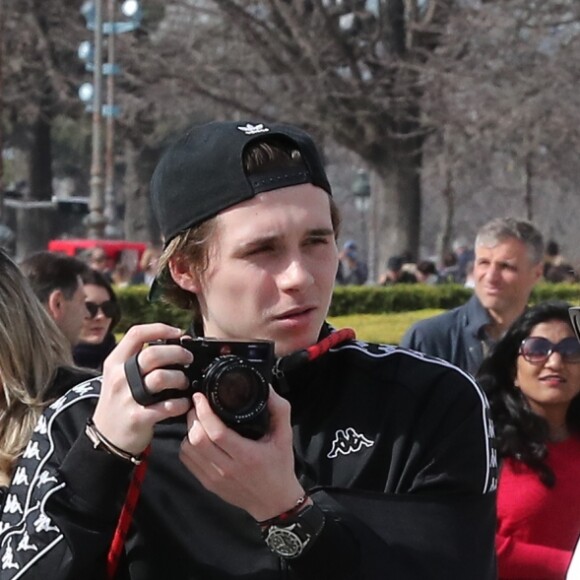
263, 503, 325, 559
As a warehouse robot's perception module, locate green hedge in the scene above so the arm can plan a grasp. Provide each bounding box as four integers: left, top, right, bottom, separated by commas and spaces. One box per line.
115, 283, 580, 332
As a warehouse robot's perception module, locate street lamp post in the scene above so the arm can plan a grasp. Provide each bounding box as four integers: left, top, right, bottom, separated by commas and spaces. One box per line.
104, 0, 116, 235
79, 0, 141, 239
82, 0, 105, 239
352, 168, 371, 255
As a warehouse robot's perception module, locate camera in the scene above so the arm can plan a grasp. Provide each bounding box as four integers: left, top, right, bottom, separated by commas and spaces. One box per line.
158, 337, 275, 439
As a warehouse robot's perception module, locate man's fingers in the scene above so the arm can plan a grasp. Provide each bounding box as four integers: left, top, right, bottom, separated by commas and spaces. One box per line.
105, 323, 184, 365
192, 393, 232, 443
266, 387, 291, 432
138, 343, 194, 375
144, 397, 192, 423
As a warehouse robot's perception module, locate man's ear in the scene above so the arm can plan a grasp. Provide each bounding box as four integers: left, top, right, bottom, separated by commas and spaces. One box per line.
168, 256, 200, 293
46, 289, 65, 321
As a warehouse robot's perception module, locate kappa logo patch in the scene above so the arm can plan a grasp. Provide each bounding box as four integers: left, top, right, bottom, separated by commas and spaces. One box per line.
327, 428, 374, 458
237, 123, 270, 135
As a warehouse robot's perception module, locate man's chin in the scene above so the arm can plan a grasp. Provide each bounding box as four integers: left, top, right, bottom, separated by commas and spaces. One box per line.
477, 293, 503, 309
479, 297, 511, 318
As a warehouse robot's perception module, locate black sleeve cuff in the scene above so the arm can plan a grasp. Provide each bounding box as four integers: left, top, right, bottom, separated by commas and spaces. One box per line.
57, 429, 135, 523
288, 502, 360, 580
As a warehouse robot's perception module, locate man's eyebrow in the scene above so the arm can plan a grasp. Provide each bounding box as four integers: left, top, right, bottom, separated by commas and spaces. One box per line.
236, 228, 335, 251
238, 235, 278, 250
308, 228, 335, 237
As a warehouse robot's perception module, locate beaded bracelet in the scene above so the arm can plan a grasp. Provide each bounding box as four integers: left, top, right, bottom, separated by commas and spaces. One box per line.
256, 493, 310, 527
85, 418, 144, 466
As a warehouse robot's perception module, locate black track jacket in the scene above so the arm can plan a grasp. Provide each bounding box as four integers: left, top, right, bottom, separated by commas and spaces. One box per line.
0, 336, 497, 579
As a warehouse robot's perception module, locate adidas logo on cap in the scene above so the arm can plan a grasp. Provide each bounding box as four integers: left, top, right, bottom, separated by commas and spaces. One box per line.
237, 123, 270, 135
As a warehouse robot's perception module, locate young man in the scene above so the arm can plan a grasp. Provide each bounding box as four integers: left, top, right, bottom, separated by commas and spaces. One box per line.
0, 121, 496, 579
19, 251, 90, 348
400, 218, 544, 375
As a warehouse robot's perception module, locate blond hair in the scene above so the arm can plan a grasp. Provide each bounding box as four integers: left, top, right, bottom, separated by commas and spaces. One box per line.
0, 251, 73, 486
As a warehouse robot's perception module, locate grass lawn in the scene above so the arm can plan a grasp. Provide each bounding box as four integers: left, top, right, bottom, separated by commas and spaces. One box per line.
328, 309, 445, 345
118, 310, 445, 346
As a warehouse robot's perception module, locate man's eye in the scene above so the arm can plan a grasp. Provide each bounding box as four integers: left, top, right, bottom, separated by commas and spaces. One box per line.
246, 245, 273, 256
306, 237, 329, 246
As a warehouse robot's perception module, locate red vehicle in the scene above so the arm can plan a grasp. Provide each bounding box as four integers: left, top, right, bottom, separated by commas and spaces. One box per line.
48, 239, 148, 271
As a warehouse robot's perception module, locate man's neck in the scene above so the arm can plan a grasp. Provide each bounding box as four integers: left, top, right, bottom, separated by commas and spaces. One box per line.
485, 307, 522, 341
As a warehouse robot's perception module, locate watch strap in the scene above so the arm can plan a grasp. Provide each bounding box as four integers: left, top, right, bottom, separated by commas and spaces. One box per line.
262, 502, 325, 559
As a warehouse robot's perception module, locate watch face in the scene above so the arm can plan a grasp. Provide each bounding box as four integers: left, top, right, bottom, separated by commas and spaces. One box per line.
266, 527, 304, 558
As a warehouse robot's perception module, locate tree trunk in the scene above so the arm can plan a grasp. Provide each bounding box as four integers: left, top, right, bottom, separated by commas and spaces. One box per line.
16, 106, 56, 259
436, 145, 455, 262
369, 139, 422, 281
15, 206, 57, 260
523, 151, 533, 221
28, 109, 53, 201
122, 139, 161, 243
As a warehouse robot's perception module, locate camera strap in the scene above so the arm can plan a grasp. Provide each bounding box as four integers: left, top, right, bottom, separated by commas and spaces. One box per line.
107, 447, 150, 579
273, 327, 356, 393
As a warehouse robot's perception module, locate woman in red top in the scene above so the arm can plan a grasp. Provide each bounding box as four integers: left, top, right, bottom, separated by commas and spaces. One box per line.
479, 300, 580, 579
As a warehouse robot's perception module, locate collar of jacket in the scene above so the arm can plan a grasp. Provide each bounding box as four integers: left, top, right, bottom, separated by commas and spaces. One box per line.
464, 294, 494, 339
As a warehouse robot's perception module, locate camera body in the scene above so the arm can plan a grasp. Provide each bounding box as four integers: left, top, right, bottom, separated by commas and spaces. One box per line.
160, 337, 275, 439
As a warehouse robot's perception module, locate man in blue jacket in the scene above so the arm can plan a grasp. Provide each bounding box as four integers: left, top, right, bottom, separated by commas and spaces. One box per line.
400, 217, 544, 375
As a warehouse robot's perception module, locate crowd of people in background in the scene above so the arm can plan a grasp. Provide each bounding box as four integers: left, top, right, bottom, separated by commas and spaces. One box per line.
83, 244, 162, 289
335, 233, 578, 288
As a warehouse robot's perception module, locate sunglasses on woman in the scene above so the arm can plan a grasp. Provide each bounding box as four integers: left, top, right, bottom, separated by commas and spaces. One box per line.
519, 336, 580, 365
86, 300, 117, 319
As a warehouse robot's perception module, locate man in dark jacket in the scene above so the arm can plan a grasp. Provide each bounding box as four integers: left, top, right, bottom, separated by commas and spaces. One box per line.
400, 217, 544, 376
0, 121, 496, 579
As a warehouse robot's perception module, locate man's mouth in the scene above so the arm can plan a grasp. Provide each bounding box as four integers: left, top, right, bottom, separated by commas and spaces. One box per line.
274, 306, 315, 320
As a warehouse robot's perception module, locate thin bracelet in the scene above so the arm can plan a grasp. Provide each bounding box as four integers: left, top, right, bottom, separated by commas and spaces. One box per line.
85, 418, 144, 466
257, 493, 310, 527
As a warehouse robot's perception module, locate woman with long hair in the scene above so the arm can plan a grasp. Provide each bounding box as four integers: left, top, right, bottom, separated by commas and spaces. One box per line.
478, 300, 580, 579
0, 250, 94, 489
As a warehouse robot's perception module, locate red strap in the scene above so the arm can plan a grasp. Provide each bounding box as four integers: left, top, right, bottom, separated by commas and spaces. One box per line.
106, 446, 151, 579
305, 327, 356, 362
276, 327, 356, 373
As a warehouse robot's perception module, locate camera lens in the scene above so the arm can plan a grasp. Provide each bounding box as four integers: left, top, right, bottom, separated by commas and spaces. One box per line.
216, 368, 256, 411
203, 355, 268, 422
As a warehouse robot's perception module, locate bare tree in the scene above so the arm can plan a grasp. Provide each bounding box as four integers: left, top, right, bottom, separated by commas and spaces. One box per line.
421, 0, 580, 258
4, 0, 580, 265
142, 0, 458, 275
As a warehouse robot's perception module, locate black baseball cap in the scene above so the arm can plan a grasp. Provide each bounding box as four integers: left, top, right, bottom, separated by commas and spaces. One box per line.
150, 120, 332, 246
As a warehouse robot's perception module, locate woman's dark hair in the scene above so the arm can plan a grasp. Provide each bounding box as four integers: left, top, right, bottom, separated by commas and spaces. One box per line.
81, 268, 121, 331
477, 300, 580, 487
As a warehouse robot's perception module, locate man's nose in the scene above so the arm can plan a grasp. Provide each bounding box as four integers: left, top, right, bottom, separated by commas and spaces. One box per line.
278, 257, 313, 289
484, 264, 502, 282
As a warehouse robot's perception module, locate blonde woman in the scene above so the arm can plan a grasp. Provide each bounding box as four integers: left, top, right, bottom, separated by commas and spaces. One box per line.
0, 250, 94, 490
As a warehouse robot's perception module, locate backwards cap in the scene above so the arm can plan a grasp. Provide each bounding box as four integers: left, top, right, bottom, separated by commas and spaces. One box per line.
150, 121, 332, 245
